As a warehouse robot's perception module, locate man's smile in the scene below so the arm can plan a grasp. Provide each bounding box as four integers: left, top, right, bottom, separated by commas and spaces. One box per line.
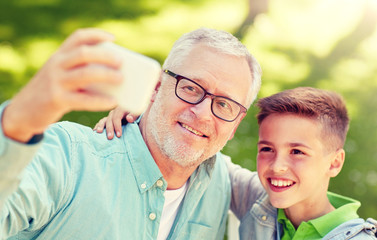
179, 122, 208, 138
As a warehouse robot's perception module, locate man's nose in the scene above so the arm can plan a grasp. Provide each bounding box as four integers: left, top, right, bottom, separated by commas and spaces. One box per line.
190, 96, 213, 121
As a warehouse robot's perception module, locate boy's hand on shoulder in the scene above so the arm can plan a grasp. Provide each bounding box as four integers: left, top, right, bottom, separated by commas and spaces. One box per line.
93, 107, 139, 140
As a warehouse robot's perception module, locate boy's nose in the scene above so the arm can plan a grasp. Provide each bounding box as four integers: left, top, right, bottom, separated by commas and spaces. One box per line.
270, 155, 289, 173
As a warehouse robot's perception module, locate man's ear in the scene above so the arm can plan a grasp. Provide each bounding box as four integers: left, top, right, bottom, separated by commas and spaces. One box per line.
228, 113, 246, 141
329, 148, 345, 178
150, 80, 161, 102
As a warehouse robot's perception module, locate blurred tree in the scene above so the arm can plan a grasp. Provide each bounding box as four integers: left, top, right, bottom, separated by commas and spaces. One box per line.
234, 0, 268, 40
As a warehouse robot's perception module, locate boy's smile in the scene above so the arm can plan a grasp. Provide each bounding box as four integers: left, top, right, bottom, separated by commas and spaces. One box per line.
257, 113, 340, 218
268, 178, 295, 192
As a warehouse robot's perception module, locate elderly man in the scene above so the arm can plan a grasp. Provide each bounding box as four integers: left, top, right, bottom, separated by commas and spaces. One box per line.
0, 27, 261, 239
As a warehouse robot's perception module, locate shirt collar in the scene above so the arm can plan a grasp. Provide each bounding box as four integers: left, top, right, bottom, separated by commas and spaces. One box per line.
277, 192, 361, 238
310, 192, 360, 237
123, 120, 163, 193
123, 117, 217, 193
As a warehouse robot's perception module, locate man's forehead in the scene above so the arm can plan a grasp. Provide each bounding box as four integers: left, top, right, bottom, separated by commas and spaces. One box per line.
167, 44, 251, 100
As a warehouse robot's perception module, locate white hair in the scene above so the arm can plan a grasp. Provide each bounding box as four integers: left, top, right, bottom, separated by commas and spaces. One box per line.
162, 27, 262, 107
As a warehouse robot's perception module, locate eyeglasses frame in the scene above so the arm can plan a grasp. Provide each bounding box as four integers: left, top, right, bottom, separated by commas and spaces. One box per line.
164, 69, 247, 122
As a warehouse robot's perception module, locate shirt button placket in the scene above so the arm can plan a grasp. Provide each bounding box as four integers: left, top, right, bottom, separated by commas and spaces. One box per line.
156, 179, 163, 188
149, 213, 156, 221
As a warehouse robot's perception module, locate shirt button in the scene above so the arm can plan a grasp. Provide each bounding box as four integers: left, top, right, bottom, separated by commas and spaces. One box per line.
149, 213, 156, 220
141, 183, 147, 189
156, 180, 163, 187
261, 215, 267, 221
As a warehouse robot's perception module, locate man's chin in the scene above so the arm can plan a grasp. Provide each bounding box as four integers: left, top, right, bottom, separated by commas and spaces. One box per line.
172, 156, 203, 168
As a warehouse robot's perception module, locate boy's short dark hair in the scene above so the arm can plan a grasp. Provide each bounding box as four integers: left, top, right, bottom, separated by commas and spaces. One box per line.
256, 87, 349, 150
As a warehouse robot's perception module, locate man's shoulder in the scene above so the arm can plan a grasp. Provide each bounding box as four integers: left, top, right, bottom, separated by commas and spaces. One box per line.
203, 152, 231, 187
52, 121, 93, 136
45, 121, 125, 155
213, 152, 231, 174
48, 121, 108, 143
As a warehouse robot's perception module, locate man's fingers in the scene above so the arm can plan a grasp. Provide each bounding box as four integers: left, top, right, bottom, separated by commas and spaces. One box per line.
61, 65, 123, 90
59, 28, 114, 51
60, 44, 122, 70
65, 91, 118, 112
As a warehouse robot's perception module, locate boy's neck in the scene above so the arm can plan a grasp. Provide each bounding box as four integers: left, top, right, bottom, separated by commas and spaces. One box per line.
284, 197, 335, 229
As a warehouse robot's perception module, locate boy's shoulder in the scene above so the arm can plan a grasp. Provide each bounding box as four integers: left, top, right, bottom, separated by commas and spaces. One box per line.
324, 192, 376, 239
323, 217, 377, 239
279, 192, 376, 239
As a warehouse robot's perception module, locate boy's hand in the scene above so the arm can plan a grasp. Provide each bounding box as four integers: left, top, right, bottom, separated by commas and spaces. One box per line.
93, 107, 139, 139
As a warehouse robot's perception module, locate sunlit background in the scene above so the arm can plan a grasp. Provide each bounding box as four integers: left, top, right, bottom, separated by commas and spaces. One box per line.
1, 0, 376, 235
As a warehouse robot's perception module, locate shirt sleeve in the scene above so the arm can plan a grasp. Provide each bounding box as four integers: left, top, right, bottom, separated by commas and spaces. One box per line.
0, 102, 42, 208
0, 102, 74, 239
224, 155, 266, 220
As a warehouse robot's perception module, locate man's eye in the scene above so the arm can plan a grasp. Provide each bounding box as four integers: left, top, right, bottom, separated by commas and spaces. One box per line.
291, 149, 304, 155
183, 85, 197, 93
216, 100, 231, 109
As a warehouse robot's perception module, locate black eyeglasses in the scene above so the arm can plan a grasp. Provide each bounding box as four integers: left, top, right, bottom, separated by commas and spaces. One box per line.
164, 69, 247, 122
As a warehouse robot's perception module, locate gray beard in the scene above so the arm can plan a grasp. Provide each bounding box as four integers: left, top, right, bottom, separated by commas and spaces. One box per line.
146, 89, 228, 168
149, 117, 206, 168
146, 92, 206, 167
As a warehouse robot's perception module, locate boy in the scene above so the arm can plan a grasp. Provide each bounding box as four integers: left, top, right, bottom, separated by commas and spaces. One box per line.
94, 87, 377, 239
228, 86, 377, 239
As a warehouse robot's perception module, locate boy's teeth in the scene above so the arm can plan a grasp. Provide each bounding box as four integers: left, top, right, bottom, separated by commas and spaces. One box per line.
181, 123, 204, 137
270, 179, 293, 187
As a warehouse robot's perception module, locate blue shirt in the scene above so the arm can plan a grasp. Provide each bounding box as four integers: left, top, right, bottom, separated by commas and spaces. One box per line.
0, 102, 231, 240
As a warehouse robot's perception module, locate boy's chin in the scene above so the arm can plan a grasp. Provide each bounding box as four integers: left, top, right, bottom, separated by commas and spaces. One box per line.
268, 197, 292, 209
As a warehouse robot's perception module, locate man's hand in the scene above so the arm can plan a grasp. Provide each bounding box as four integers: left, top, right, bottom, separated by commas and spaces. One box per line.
2, 28, 123, 143
93, 107, 138, 140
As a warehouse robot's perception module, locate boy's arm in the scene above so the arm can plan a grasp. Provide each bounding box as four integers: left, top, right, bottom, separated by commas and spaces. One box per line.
224, 155, 266, 220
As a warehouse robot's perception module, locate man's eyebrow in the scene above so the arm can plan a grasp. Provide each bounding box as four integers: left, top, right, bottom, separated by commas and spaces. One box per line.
188, 74, 237, 99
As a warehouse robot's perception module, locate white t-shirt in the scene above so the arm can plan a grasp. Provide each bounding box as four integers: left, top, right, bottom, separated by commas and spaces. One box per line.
157, 182, 188, 240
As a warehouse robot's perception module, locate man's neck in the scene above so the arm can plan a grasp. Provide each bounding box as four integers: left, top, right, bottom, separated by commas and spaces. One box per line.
155, 157, 198, 190
139, 115, 201, 190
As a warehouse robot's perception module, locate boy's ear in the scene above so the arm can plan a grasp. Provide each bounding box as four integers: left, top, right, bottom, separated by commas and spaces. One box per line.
328, 149, 345, 178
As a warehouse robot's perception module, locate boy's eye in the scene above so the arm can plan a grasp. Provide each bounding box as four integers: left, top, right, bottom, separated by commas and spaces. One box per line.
259, 147, 273, 152
291, 149, 304, 155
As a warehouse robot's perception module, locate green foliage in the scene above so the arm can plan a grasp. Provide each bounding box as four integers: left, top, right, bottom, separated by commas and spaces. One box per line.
1, 0, 376, 225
